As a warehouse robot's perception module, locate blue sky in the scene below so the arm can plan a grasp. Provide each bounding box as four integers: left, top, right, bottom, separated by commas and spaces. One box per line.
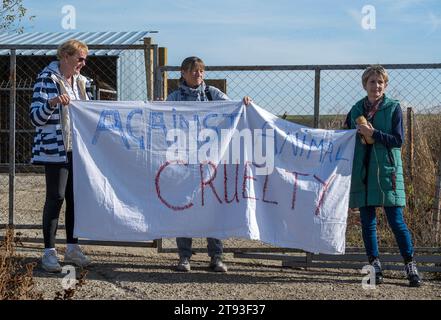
19, 0, 441, 65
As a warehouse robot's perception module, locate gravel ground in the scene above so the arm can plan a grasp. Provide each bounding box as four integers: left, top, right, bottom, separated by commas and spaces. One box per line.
11, 243, 441, 300
2, 174, 441, 300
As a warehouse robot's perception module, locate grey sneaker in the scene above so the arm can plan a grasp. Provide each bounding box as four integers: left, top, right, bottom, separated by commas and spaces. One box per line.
176, 257, 191, 272
370, 258, 384, 284
210, 256, 228, 272
42, 250, 62, 273
64, 246, 91, 268
404, 260, 422, 287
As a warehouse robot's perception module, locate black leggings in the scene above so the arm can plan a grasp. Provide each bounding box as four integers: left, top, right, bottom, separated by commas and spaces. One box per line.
43, 152, 77, 248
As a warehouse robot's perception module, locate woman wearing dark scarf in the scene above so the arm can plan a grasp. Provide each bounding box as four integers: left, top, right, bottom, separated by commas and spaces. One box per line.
167, 56, 252, 272
345, 65, 421, 287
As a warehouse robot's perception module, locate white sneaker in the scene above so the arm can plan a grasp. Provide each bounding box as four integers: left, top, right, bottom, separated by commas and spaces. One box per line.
176, 257, 191, 272
64, 246, 91, 268
210, 256, 228, 273
42, 250, 62, 273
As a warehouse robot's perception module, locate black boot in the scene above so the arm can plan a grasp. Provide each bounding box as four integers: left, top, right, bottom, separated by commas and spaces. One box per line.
404, 260, 422, 287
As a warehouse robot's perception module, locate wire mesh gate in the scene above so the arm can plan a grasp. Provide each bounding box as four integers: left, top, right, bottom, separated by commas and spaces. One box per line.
1, 41, 441, 271
0, 42, 160, 249
155, 63, 441, 272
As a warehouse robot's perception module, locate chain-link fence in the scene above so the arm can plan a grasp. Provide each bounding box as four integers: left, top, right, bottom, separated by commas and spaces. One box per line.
158, 64, 441, 249
1, 46, 440, 251
0, 44, 155, 246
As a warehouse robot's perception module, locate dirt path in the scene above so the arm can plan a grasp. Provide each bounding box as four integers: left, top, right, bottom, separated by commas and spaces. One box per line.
14, 244, 440, 300
2, 174, 441, 300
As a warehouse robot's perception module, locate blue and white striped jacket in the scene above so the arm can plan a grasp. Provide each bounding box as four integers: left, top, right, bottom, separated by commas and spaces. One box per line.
30, 61, 93, 164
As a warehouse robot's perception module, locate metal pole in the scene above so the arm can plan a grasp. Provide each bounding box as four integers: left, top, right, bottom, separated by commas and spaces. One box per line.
155, 239, 163, 253
159, 47, 168, 100
8, 49, 16, 227
92, 83, 97, 100
155, 64, 163, 101
435, 157, 441, 246
152, 44, 159, 100
407, 107, 414, 182
143, 37, 152, 101
305, 252, 312, 270
313, 68, 321, 128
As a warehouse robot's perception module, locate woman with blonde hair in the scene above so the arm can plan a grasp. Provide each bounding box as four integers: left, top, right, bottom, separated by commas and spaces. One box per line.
30, 39, 93, 272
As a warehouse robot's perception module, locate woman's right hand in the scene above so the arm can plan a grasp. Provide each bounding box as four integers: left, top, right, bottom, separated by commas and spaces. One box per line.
357, 122, 374, 138
49, 94, 70, 107
242, 96, 253, 106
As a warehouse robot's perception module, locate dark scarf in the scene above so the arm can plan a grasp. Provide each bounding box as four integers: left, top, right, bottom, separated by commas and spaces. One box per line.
361, 95, 383, 189
363, 95, 383, 122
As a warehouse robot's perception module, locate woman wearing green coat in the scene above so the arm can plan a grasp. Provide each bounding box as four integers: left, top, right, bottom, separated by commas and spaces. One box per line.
345, 65, 421, 287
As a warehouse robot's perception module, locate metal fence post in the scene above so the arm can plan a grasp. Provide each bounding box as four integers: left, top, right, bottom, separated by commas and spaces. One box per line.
407, 107, 414, 182
435, 157, 441, 246
154, 64, 163, 102
8, 49, 16, 227
143, 37, 153, 101
313, 67, 320, 128
152, 44, 160, 100
305, 252, 313, 270
91, 83, 97, 100
159, 47, 168, 100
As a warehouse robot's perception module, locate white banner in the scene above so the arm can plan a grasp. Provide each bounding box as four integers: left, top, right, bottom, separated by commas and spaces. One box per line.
70, 100, 356, 254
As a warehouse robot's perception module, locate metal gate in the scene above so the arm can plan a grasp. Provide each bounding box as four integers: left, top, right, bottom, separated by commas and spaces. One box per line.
1, 41, 441, 271
154, 63, 441, 271
0, 41, 159, 249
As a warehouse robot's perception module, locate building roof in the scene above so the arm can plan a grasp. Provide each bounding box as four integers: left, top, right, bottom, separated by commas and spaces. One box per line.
0, 31, 155, 56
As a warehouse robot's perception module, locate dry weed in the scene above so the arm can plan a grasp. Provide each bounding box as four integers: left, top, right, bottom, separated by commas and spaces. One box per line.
0, 227, 42, 300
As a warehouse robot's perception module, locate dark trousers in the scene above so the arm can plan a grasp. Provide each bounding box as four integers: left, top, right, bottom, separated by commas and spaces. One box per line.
176, 237, 223, 259
43, 152, 77, 248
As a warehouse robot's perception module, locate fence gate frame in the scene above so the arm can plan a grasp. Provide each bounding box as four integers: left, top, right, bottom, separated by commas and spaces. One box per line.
0, 42, 161, 249
154, 63, 441, 272
1, 45, 441, 273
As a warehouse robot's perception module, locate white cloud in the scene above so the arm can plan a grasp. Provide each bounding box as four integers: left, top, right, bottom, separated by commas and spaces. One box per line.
428, 12, 441, 33
346, 8, 362, 26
